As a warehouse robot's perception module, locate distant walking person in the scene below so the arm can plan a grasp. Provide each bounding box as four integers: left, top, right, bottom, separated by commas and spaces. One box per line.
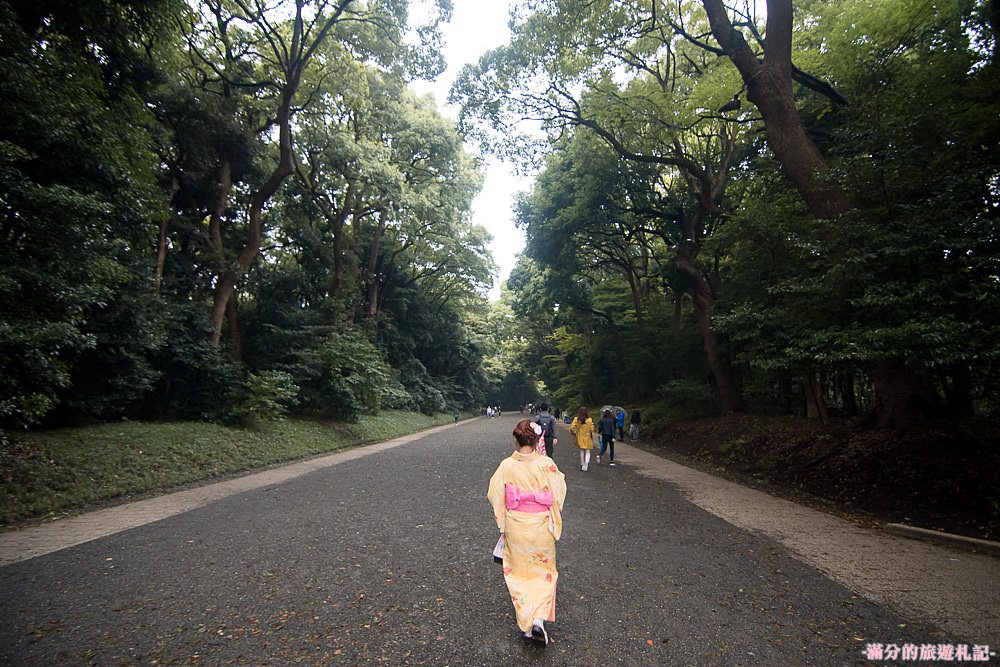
487, 419, 567, 647
569, 407, 595, 471
629, 408, 641, 440
615, 408, 625, 440
596, 408, 616, 466
535, 403, 557, 458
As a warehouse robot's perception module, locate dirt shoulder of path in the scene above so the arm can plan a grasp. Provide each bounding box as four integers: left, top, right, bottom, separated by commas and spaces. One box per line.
615, 441, 1000, 646
633, 414, 1000, 543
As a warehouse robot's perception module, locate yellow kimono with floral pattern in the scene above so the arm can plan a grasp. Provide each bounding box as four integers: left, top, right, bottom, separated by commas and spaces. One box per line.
487, 451, 567, 632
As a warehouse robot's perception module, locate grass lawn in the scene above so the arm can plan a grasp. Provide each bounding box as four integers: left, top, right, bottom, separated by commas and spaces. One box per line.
0, 411, 457, 526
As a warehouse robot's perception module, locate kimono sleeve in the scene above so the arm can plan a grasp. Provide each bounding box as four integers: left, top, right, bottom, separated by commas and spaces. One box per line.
486, 463, 507, 532
544, 460, 567, 540
548, 462, 567, 512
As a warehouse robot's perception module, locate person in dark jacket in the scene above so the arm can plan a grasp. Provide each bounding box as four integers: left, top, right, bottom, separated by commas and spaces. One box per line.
597, 409, 617, 466
534, 403, 557, 458
629, 408, 641, 440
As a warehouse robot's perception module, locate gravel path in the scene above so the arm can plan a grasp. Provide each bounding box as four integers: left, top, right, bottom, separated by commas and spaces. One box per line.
1, 416, 995, 665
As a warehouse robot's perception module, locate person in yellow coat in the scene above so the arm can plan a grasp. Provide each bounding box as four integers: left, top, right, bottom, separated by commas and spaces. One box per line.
569, 406, 595, 471
488, 419, 567, 646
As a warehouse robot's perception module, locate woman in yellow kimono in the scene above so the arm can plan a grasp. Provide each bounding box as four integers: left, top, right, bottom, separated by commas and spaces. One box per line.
569, 406, 595, 471
487, 419, 567, 646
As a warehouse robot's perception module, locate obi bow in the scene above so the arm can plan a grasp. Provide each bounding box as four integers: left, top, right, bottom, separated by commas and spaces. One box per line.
505, 485, 554, 512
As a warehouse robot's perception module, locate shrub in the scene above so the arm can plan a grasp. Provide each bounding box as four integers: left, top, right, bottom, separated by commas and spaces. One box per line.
640, 402, 677, 433
228, 370, 300, 427
144, 304, 242, 421
657, 379, 718, 420
398, 359, 448, 414
290, 325, 409, 421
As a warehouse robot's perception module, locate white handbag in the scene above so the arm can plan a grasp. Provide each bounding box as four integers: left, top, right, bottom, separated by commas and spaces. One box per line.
493, 534, 505, 563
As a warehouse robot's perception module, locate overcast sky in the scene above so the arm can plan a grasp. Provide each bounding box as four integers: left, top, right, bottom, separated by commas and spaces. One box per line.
409, 0, 529, 301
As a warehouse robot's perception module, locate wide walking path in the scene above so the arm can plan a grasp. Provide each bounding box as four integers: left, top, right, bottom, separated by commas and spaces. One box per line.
1, 416, 996, 665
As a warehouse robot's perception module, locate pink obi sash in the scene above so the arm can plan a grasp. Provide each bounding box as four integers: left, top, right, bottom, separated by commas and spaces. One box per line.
505, 485, 553, 513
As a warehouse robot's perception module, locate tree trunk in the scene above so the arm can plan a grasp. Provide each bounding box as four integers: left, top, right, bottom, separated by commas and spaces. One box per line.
672, 181, 743, 413
940, 363, 975, 423
366, 213, 387, 319
677, 249, 743, 413
625, 268, 647, 340
210, 272, 237, 347
226, 289, 242, 361
297, 166, 355, 299
206, 0, 317, 348
701, 0, 851, 220
208, 160, 234, 347
673, 292, 684, 338
778, 373, 794, 414
694, 303, 743, 413
154, 178, 180, 295
331, 214, 346, 297
839, 370, 858, 416
702, 0, 954, 426
330, 182, 355, 297
209, 87, 296, 348
349, 222, 365, 323
804, 373, 829, 421
238, 88, 296, 272
872, 361, 945, 428
154, 217, 169, 296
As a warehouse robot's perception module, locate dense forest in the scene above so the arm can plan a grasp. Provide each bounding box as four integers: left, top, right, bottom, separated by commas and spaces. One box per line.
1, 0, 496, 433
1, 0, 998, 440
459, 0, 1000, 430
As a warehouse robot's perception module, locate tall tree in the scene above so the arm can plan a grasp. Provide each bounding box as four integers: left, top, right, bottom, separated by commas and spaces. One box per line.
0, 0, 177, 428
175, 0, 450, 350
453, 0, 752, 411
694, 0, 850, 219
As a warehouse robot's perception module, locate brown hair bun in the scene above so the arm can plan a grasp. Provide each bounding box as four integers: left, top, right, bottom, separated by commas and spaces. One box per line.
513, 419, 537, 447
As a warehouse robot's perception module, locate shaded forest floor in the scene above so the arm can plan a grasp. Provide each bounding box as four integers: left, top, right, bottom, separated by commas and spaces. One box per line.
637, 414, 1000, 543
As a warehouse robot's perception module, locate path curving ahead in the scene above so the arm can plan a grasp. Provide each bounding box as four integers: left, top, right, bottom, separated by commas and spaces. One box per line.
1, 415, 996, 665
